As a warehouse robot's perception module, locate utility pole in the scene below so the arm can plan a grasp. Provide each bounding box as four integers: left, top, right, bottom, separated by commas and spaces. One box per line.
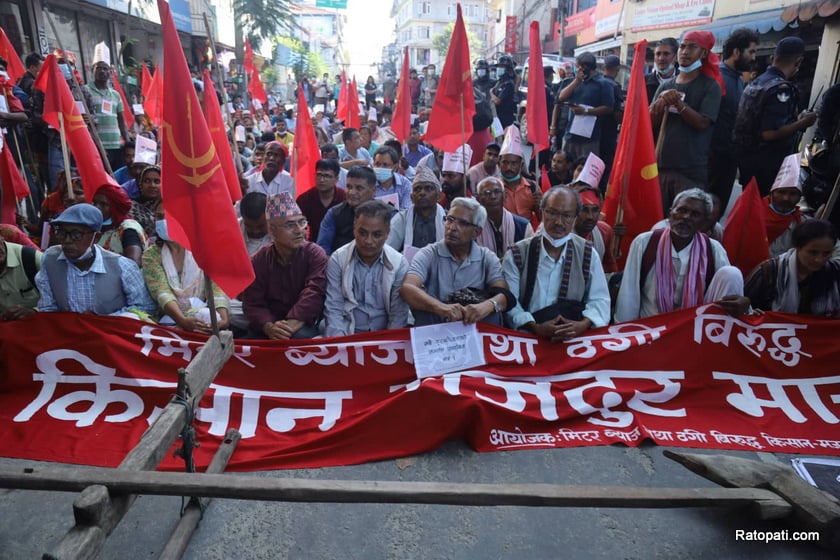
558, 0, 566, 56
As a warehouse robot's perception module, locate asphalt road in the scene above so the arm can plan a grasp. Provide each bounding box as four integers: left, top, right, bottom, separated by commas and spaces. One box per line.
0, 441, 832, 559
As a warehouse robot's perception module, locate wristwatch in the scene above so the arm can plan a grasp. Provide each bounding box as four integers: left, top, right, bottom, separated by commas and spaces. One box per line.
491, 298, 501, 313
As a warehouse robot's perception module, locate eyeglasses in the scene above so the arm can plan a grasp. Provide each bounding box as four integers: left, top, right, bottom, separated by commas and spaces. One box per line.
272, 218, 308, 231
543, 208, 577, 222
443, 216, 477, 229
479, 189, 503, 197
52, 227, 92, 241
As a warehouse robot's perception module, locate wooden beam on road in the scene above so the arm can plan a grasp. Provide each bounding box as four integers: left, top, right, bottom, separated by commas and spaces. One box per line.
0, 465, 791, 518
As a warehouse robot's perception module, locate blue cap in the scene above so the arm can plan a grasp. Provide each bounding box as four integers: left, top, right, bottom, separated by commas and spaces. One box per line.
51, 203, 103, 232
775, 37, 805, 57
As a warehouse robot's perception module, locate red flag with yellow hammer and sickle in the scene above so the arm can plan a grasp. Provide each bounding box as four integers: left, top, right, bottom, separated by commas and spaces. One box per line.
33, 54, 118, 202
157, 0, 254, 297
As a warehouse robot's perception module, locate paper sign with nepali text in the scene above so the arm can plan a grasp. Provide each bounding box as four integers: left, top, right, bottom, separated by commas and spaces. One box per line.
1, 305, 839, 472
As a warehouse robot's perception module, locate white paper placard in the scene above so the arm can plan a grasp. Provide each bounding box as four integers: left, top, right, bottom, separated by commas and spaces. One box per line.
101, 99, 114, 115
75, 101, 87, 115
569, 106, 596, 138
227, 102, 235, 114
490, 116, 503, 138
252, 98, 263, 110
134, 134, 158, 165
410, 322, 486, 378
376, 192, 400, 209
93, 42, 110, 66
132, 103, 145, 115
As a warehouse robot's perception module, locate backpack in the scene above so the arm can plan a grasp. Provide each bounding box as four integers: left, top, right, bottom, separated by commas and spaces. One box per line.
733, 74, 790, 147
21, 246, 38, 287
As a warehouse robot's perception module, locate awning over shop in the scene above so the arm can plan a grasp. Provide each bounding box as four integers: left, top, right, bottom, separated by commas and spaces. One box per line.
574, 36, 621, 57
697, 9, 792, 44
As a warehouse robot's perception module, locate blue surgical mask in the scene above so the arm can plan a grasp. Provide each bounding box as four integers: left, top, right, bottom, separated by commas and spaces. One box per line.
678, 59, 702, 73
496, 68, 506, 79
68, 241, 96, 265
504, 173, 521, 183
102, 218, 113, 226
58, 63, 72, 80
374, 167, 394, 182
155, 219, 170, 241
477, 69, 487, 78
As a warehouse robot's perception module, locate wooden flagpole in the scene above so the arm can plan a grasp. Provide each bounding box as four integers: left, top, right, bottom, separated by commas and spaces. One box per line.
460, 93, 468, 197
57, 113, 74, 200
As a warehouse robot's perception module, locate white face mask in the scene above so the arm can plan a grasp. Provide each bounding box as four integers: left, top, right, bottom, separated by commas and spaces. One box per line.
542, 230, 571, 248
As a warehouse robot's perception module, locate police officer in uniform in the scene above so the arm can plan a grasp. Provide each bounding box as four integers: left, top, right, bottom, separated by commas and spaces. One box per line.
490, 55, 517, 129
734, 37, 817, 196
473, 59, 495, 134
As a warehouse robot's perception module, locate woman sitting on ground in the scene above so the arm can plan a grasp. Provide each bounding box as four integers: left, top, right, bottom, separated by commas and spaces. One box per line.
129, 165, 162, 238
744, 219, 840, 317
142, 202, 230, 333
92, 183, 148, 267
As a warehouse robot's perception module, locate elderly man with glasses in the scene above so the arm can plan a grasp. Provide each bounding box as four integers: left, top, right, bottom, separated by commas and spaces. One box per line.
35, 204, 155, 317
474, 176, 533, 259
400, 197, 514, 326
502, 186, 610, 342
242, 193, 328, 339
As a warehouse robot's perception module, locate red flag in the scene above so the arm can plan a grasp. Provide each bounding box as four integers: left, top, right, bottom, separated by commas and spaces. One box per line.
525, 22, 549, 153
203, 69, 241, 203
144, 65, 163, 127
141, 62, 153, 99
291, 84, 321, 197
243, 38, 255, 75
0, 143, 30, 224
0, 27, 25, 84
391, 47, 412, 143
603, 40, 662, 267
347, 76, 361, 129
34, 54, 118, 201
110, 68, 135, 131
156, 0, 254, 297
723, 178, 770, 278
248, 68, 268, 104
540, 165, 551, 193
425, 5, 475, 152
335, 71, 348, 120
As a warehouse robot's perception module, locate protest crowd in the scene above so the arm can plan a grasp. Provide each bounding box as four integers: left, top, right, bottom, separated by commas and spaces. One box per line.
3, 12, 840, 344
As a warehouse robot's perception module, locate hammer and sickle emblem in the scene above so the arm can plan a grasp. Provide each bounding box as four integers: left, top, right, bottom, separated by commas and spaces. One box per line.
161, 95, 220, 187
65, 112, 86, 132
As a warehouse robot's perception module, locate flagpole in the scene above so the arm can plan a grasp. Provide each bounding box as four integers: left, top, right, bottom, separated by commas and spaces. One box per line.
1, 86, 37, 212
203, 272, 220, 336
43, 4, 114, 176
203, 14, 244, 176
57, 113, 74, 201
459, 93, 468, 197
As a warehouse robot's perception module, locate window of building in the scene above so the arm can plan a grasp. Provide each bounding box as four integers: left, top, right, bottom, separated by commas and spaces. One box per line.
421, 1, 431, 15
418, 26, 430, 39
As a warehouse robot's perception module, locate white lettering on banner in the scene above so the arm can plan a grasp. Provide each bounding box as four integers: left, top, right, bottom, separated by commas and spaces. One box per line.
195, 385, 353, 438
556, 428, 601, 442
285, 340, 412, 367
645, 428, 674, 441
482, 333, 538, 365
816, 439, 840, 449
713, 372, 840, 424
135, 325, 255, 368
603, 427, 642, 442
693, 305, 812, 367
709, 430, 764, 449
488, 427, 557, 448
759, 433, 815, 449
565, 323, 667, 359
675, 428, 708, 443
14, 349, 176, 427
441, 370, 685, 428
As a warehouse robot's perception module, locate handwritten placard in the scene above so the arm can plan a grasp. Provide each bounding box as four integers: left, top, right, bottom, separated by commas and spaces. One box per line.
410, 322, 486, 378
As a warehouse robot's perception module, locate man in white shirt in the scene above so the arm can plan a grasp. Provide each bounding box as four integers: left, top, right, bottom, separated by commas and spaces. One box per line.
247, 141, 295, 197
615, 188, 748, 322
503, 186, 610, 341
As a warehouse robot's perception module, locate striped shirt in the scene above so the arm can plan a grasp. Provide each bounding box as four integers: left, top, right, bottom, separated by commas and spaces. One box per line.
88, 84, 123, 149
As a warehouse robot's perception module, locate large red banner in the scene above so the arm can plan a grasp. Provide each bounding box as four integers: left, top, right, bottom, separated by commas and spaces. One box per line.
1, 306, 839, 472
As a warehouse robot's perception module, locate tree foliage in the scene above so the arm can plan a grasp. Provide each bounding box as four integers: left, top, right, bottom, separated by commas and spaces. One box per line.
432, 23, 483, 61
234, 0, 295, 50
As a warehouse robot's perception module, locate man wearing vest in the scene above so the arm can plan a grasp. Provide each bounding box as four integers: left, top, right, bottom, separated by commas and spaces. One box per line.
503, 186, 610, 341
0, 239, 41, 320
734, 37, 817, 196
615, 189, 748, 322
35, 204, 155, 316
324, 200, 409, 337
317, 166, 378, 255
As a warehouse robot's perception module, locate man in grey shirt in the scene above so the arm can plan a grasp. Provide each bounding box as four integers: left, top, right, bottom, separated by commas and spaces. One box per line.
401, 197, 513, 326
324, 200, 409, 336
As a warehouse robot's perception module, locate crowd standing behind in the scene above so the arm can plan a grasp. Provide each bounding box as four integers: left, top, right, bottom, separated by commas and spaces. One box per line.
2, 27, 840, 341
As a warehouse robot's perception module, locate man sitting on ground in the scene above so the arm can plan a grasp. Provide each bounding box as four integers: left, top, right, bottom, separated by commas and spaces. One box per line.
297, 159, 346, 242
324, 200, 409, 336
317, 166, 378, 255
475, 176, 533, 258
239, 192, 272, 256
387, 166, 446, 255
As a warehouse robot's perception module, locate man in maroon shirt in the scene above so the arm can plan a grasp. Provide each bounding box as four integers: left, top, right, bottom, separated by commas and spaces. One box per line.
242, 192, 328, 339
296, 159, 346, 242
